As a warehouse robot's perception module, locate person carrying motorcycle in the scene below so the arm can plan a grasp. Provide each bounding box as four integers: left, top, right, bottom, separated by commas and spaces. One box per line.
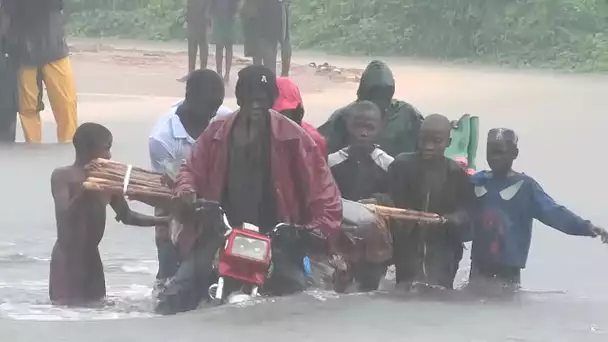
156, 65, 342, 315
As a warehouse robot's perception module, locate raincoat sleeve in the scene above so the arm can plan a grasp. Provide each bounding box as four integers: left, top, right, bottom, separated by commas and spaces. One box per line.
296, 139, 342, 237
175, 131, 211, 195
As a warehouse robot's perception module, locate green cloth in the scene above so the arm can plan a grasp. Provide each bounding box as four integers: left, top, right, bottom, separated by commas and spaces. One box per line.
444, 114, 480, 170
318, 61, 424, 157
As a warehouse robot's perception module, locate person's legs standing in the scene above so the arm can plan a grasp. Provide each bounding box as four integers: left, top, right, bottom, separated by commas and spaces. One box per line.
18, 66, 43, 143
42, 56, 77, 143
215, 44, 224, 78
279, 2, 291, 77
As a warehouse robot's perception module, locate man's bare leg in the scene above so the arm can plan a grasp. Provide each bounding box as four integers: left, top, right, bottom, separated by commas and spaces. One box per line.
280, 41, 292, 77
215, 45, 223, 77
198, 36, 209, 70
178, 38, 199, 82
224, 44, 233, 84
262, 41, 278, 75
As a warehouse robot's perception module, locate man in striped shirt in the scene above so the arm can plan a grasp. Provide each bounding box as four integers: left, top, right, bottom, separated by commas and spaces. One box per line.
149, 70, 231, 288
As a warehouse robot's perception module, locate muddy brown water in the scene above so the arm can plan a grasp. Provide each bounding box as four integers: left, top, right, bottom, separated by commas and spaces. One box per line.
1, 41, 608, 341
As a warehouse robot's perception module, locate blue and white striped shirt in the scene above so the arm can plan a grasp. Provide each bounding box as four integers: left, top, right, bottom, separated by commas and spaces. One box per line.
148, 101, 232, 178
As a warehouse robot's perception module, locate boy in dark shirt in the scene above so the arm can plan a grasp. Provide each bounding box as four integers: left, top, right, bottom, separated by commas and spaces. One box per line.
388, 114, 475, 290
328, 101, 393, 201
50, 123, 169, 306
470, 128, 608, 289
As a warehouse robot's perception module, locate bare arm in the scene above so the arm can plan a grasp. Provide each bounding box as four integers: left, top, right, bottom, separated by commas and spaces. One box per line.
110, 196, 170, 227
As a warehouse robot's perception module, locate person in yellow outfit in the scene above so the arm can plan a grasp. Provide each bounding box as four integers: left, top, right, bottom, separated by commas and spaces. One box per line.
4, 0, 77, 143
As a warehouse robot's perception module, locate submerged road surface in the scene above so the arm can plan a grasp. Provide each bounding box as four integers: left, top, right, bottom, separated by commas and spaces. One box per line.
1, 42, 608, 341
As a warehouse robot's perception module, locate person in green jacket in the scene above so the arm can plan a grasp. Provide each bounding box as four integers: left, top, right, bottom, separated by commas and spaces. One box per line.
318, 60, 424, 157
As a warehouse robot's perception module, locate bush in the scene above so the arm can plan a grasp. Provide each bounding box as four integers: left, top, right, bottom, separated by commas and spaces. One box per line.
64, 0, 608, 71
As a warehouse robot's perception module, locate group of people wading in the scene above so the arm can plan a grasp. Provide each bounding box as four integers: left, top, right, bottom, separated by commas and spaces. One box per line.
48, 59, 608, 314
3, 0, 605, 317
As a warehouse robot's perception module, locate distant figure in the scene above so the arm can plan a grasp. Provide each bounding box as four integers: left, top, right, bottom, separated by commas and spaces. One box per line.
210, 0, 239, 84
179, 0, 209, 82
241, 0, 288, 75
328, 101, 393, 202
318, 60, 424, 157
388, 114, 475, 289
50, 123, 168, 306
4, 0, 78, 143
149, 70, 230, 289
470, 128, 608, 289
272, 77, 326, 156
0, 2, 17, 142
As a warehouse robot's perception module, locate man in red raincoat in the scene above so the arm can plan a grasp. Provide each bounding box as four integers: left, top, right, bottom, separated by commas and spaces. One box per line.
273, 77, 327, 157
156, 65, 341, 315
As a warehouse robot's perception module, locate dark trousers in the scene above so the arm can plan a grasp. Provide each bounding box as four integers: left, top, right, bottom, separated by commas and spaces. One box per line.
155, 238, 180, 281
469, 261, 521, 287
0, 43, 18, 143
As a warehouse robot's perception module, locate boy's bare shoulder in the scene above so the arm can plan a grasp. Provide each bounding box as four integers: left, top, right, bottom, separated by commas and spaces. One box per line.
51, 165, 84, 184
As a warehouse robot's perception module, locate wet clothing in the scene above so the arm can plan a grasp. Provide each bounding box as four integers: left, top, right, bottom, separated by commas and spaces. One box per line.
318, 61, 424, 157
388, 153, 474, 288
469, 261, 521, 287
210, 0, 239, 45
223, 114, 278, 232
18, 56, 77, 143
0, 37, 18, 142
242, 0, 286, 58
175, 109, 342, 257
301, 122, 327, 157
328, 146, 393, 201
50, 183, 107, 305
273, 77, 327, 156
5, 0, 77, 143
149, 102, 233, 280
4, 0, 68, 67
187, 0, 209, 37
470, 171, 594, 270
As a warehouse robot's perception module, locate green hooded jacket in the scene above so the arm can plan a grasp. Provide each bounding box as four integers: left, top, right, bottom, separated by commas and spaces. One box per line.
318, 61, 424, 157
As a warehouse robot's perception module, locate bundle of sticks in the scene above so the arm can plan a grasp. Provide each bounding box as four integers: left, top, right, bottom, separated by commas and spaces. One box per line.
364, 204, 446, 225
83, 159, 173, 201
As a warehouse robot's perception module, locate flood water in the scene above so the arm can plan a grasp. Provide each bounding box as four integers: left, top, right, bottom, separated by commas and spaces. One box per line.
2, 46, 608, 341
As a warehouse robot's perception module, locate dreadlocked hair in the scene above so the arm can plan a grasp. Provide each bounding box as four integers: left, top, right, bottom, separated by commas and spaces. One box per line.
235, 65, 278, 108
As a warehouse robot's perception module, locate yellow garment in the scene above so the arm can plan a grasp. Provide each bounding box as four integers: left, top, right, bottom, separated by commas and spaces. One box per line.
18, 56, 77, 143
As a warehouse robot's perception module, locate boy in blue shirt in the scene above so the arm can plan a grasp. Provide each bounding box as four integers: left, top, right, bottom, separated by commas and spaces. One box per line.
470, 128, 607, 288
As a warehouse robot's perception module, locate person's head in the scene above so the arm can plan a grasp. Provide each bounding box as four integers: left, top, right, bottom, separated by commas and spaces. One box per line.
345, 101, 383, 152
487, 128, 519, 177
181, 69, 225, 131
419, 114, 451, 161
235, 65, 278, 122
357, 60, 395, 113
73, 123, 113, 163
273, 77, 304, 125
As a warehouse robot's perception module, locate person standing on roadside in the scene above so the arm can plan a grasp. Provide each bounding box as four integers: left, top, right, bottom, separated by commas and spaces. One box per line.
0, 0, 17, 142
179, 0, 209, 82
4, 0, 78, 143
210, 0, 240, 84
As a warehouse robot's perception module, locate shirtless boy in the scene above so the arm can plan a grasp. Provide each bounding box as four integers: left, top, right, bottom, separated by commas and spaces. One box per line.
50, 123, 169, 306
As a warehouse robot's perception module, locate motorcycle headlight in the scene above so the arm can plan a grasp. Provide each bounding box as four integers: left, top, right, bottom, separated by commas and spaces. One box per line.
230, 235, 269, 262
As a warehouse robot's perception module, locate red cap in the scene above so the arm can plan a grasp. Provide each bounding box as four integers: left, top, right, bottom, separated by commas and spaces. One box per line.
273, 77, 304, 112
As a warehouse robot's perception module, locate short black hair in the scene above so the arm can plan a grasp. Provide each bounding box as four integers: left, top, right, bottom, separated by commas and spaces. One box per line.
185, 69, 225, 103
347, 100, 382, 119
73, 123, 112, 155
235, 65, 278, 107
488, 128, 518, 144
